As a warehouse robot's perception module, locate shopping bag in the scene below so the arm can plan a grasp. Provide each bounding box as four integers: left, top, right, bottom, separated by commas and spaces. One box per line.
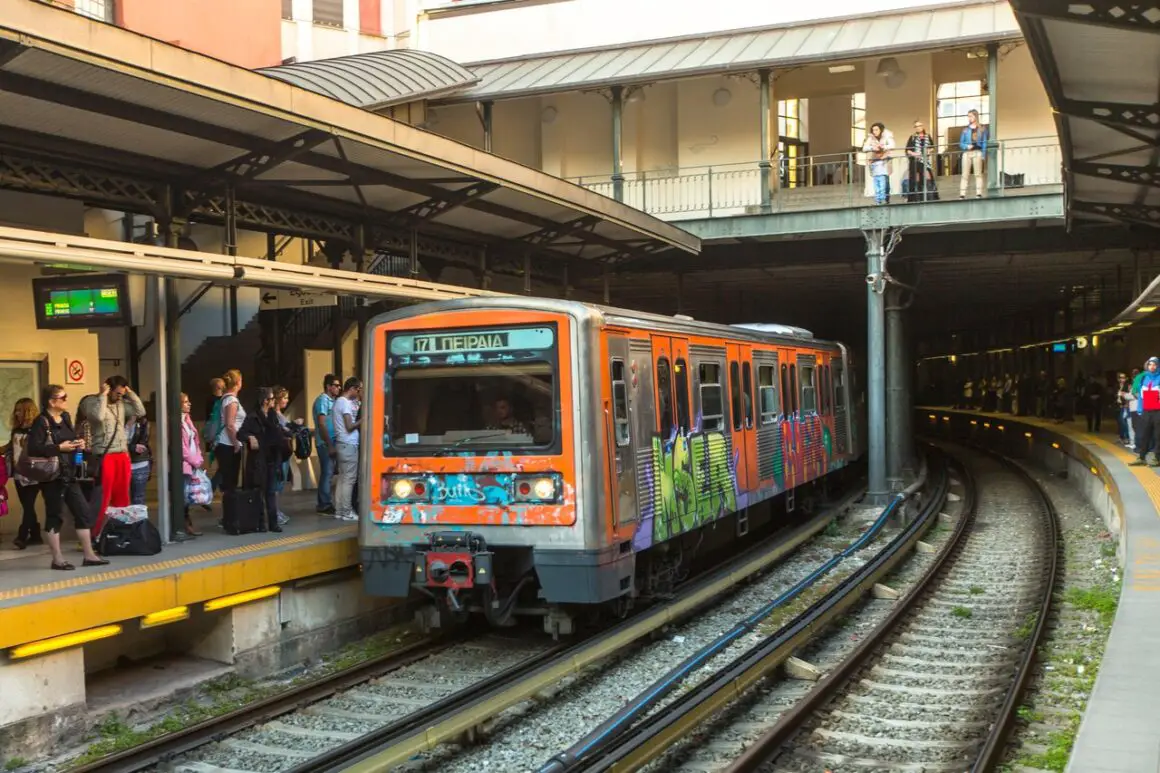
185, 470, 213, 506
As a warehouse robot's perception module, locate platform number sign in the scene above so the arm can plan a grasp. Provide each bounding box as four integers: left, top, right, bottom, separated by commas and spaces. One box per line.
65, 357, 87, 385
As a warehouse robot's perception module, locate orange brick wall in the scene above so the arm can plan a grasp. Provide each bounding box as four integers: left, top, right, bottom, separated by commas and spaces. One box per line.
118, 0, 282, 69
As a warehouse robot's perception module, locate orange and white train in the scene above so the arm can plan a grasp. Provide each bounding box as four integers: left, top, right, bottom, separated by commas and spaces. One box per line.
358, 298, 864, 630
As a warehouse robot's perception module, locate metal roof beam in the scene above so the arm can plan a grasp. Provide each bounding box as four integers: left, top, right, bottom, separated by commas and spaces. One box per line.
1072, 200, 1160, 228
395, 180, 501, 222
1072, 161, 1160, 188
1057, 98, 1160, 139
1013, 0, 1160, 33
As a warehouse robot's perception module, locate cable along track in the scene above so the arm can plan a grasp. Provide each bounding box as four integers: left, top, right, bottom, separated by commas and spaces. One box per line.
718, 444, 1059, 773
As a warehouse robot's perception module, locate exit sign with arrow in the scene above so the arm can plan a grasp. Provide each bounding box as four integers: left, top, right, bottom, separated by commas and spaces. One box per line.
259, 289, 338, 310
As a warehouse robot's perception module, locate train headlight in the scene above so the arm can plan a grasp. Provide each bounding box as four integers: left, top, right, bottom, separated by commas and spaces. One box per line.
512, 473, 563, 504
532, 477, 556, 500
393, 479, 413, 499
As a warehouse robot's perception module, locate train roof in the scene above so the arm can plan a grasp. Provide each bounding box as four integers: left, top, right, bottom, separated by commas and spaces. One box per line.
368, 297, 845, 351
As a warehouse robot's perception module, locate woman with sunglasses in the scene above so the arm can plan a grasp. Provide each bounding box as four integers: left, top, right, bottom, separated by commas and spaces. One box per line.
26, 385, 108, 570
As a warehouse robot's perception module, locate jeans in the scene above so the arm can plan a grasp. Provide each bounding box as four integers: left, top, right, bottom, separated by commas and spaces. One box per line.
1118, 407, 1130, 441
130, 463, 150, 506
316, 446, 334, 510
335, 442, 359, 518
872, 174, 889, 205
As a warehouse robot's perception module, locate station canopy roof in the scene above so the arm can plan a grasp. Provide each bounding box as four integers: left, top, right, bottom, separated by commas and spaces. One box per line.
445, 0, 1022, 103
1009, 0, 1160, 230
0, 0, 698, 269
260, 49, 480, 110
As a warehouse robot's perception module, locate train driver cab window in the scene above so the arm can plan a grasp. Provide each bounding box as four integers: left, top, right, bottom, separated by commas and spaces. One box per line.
730, 361, 742, 432
758, 365, 778, 425
800, 364, 817, 413
674, 358, 692, 433
656, 357, 674, 438
698, 362, 725, 432
742, 362, 754, 428
611, 359, 630, 447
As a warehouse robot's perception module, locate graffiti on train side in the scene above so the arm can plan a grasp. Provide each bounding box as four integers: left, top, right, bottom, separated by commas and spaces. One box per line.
645, 429, 738, 543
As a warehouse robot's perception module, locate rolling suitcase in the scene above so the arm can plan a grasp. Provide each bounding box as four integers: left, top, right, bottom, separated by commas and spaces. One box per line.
222, 447, 263, 535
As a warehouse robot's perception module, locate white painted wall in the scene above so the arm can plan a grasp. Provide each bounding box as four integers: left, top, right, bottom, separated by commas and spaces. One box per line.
414, 0, 979, 62
281, 0, 392, 63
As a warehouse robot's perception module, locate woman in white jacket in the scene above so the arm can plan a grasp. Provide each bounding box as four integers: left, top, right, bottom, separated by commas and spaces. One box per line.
862, 123, 895, 204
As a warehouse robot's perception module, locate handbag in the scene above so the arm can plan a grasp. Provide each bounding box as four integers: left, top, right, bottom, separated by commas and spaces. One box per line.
16, 417, 61, 483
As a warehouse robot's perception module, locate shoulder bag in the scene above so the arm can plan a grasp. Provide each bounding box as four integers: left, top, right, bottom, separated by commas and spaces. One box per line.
16, 417, 61, 483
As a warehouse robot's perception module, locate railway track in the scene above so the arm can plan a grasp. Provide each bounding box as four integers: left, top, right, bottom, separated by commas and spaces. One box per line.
78, 485, 868, 773
617, 442, 1058, 773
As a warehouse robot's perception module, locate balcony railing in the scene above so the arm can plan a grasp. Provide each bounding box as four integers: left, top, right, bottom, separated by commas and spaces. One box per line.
568, 138, 1062, 221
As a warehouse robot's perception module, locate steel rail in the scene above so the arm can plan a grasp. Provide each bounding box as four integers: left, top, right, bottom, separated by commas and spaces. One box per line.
721, 443, 1059, 773
721, 452, 976, 773
72, 633, 455, 773
572, 448, 950, 772
300, 487, 865, 773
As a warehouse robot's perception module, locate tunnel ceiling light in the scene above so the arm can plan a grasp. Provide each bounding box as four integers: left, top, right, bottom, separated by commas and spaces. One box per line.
9, 624, 122, 660
1137, 306, 1157, 313
140, 606, 190, 629
203, 586, 281, 613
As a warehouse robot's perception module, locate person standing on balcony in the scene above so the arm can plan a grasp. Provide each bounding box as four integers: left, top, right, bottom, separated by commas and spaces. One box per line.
862, 123, 894, 205
905, 120, 936, 202
959, 109, 988, 199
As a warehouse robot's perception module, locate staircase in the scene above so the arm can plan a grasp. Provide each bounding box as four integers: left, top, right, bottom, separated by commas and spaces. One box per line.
180, 319, 263, 405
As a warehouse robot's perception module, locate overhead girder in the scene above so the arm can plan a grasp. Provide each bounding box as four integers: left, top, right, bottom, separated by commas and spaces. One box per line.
1013, 0, 1160, 33
1071, 161, 1160, 187
1072, 200, 1160, 227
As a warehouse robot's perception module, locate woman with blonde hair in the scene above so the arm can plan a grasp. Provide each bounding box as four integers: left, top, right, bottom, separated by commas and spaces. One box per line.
5, 397, 43, 549
213, 369, 246, 495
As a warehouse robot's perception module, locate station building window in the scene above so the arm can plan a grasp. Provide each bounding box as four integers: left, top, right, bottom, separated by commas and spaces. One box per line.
777, 98, 809, 189
851, 92, 866, 149
313, 0, 344, 27
936, 80, 988, 149
282, 0, 293, 20
74, 0, 114, 22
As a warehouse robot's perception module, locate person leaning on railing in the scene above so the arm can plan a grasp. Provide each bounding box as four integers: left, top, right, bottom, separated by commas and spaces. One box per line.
958, 109, 989, 199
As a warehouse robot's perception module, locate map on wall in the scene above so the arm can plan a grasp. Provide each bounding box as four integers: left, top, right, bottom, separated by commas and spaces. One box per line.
0, 363, 41, 442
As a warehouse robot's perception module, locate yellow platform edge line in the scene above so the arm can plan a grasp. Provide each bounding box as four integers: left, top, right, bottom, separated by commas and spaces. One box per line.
0, 535, 360, 650
0, 526, 354, 601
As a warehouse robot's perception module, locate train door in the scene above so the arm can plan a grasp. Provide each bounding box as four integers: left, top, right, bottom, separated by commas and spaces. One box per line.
652, 336, 675, 441
832, 347, 851, 457
778, 347, 800, 489
797, 352, 820, 479
607, 335, 639, 527
727, 343, 755, 493
753, 350, 781, 491
671, 339, 693, 437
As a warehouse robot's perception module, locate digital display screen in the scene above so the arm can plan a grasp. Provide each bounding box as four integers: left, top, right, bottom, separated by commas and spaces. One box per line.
390, 327, 555, 356
1051, 342, 1069, 353
33, 275, 131, 330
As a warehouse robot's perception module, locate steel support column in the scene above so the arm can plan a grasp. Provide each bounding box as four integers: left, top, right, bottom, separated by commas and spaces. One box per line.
986, 43, 1000, 191
481, 101, 494, 154
158, 216, 185, 542
611, 85, 625, 203
864, 229, 888, 504
758, 69, 773, 213
225, 184, 239, 336
885, 284, 914, 489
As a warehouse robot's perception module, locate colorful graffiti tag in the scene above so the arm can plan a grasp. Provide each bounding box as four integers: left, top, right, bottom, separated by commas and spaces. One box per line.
642, 429, 739, 544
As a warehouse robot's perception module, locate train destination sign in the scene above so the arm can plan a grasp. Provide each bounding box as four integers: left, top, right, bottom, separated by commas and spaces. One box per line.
391, 326, 554, 355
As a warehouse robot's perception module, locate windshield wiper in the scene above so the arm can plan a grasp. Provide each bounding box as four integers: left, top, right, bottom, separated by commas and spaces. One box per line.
431, 431, 510, 456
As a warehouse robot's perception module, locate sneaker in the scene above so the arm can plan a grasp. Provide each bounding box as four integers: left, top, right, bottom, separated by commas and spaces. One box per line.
339, 513, 359, 522
316, 506, 336, 516
277, 512, 289, 526
1129, 459, 1147, 466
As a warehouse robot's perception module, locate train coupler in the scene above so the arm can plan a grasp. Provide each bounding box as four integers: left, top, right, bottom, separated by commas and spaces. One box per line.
412, 530, 494, 592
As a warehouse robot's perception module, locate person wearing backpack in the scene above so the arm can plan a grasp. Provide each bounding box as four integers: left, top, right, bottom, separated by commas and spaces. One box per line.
203, 377, 225, 496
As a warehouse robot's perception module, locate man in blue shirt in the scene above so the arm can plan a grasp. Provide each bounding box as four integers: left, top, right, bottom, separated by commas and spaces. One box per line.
959, 109, 989, 199
312, 373, 342, 514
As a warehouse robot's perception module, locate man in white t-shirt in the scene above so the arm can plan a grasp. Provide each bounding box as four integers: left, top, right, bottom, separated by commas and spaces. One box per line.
332, 377, 363, 521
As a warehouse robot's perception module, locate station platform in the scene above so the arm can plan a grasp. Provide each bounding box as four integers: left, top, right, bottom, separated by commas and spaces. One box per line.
919, 407, 1160, 773
0, 491, 358, 652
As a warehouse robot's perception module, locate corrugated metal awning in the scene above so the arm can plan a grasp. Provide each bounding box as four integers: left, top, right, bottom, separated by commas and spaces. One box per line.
445, 0, 1022, 103
1009, 0, 1160, 230
261, 50, 480, 110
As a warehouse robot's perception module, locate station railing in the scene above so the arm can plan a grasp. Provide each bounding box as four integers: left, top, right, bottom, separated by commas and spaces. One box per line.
567, 138, 1062, 221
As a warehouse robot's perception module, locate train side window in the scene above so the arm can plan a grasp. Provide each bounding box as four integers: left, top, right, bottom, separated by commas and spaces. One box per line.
833, 362, 846, 408
758, 365, 778, 425
656, 357, 673, 438
800, 364, 817, 413
698, 362, 725, 432
729, 361, 742, 431
742, 362, 754, 429
611, 359, 630, 447
674, 358, 691, 433
789, 364, 798, 415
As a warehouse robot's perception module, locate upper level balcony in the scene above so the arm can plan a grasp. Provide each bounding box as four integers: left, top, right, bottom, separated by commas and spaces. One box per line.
566, 138, 1062, 222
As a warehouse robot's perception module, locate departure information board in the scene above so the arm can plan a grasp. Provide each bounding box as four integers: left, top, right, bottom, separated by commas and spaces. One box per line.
33, 274, 131, 329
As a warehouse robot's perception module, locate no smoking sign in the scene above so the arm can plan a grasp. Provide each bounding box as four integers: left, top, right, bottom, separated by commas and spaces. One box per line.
65, 357, 87, 385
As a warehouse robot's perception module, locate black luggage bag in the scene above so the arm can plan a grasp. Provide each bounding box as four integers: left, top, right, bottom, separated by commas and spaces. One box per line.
99, 516, 162, 556
223, 447, 264, 535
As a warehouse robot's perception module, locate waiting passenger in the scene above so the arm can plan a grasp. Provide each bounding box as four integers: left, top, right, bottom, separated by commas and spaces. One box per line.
79, 376, 144, 539
27, 385, 107, 570
126, 414, 152, 506
958, 109, 988, 199
272, 386, 300, 527
238, 387, 283, 533
1130, 357, 1160, 467
214, 369, 246, 494
312, 374, 342, 516
488, 397, 530, 435
179, 392, 204, 536
332, 378, 362, 523
862, 122, 894, 206
4, 397, 42, 549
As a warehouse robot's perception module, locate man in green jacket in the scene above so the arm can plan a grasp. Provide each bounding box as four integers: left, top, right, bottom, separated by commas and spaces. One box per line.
1130, 357, 1160, 466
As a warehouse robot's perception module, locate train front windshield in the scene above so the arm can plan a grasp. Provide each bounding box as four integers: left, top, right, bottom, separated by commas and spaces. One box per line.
385, 325, 559, 454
